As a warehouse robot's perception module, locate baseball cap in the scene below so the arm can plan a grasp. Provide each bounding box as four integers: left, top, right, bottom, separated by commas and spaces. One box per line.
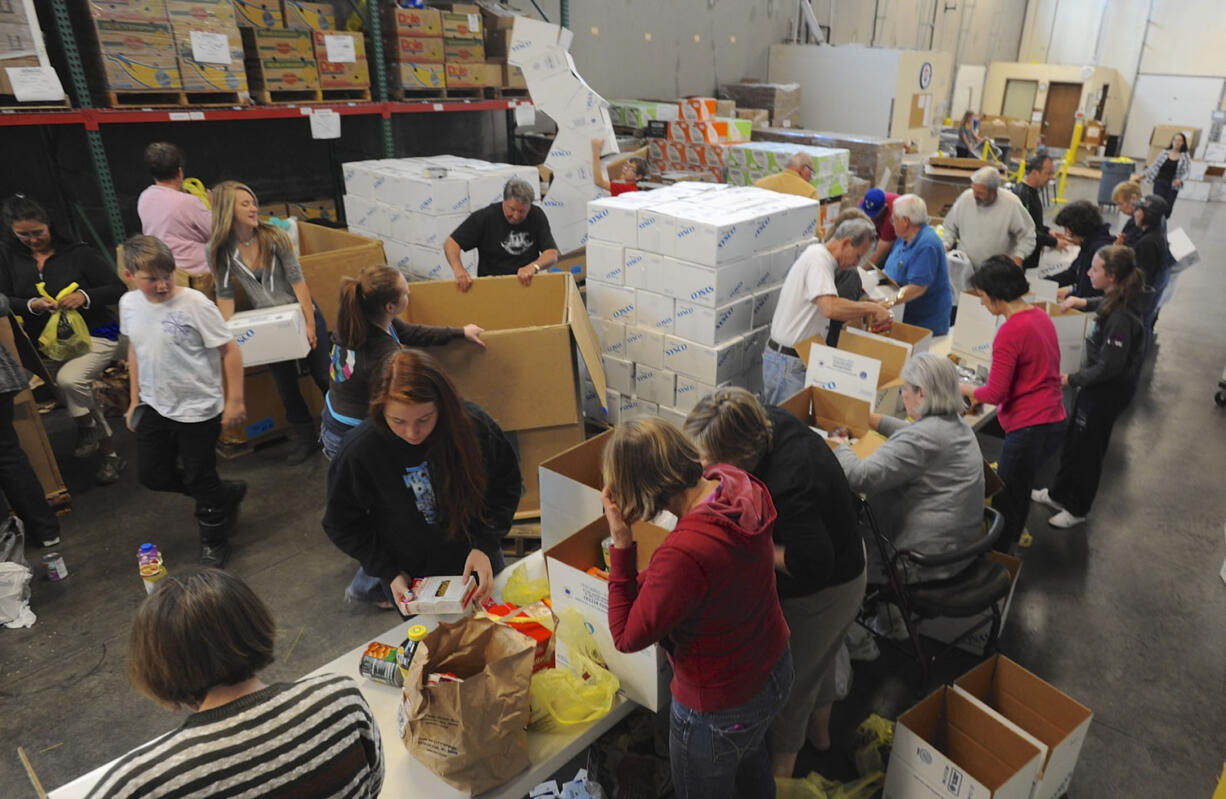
1134, 194, 1169, 217
860, 188, 887, 218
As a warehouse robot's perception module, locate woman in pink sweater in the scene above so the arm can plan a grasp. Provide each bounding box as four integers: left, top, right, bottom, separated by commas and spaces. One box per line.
962, 257, 1067, 551
602, 417, 792, 799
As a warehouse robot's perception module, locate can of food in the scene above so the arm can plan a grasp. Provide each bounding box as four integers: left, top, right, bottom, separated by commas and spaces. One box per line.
42, 552, 68, 581
359, 642, 403, 687
601, 536, 614, 570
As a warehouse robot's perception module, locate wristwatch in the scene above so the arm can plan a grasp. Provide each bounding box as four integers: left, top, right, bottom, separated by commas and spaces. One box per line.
531, 263, 541, 274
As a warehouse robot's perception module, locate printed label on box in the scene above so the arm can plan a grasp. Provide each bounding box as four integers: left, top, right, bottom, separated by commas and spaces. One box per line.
324, 33, 356, 63
190, 30, 231, 65
805, 344, 881, 405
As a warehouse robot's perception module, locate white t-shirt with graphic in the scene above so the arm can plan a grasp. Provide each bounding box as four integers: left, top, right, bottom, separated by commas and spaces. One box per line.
119, 288, 234, 423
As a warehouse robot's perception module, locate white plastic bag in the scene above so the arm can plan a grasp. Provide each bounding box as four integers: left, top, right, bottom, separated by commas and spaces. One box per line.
0, 518, 35, 628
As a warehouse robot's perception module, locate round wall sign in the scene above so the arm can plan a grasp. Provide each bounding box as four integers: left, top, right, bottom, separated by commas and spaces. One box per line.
919, 62, 933, 90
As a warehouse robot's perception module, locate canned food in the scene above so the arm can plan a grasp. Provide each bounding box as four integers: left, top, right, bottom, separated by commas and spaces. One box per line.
42, 552, 68, 581
359, 642, 403, 687
601, 536, 614, 570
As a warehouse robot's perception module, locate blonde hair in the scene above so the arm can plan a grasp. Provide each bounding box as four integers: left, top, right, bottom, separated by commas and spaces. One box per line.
207, 180, 291, 276
602, 418, 704, 525
1111, 180, 1142, 205
683, 387, 773, 471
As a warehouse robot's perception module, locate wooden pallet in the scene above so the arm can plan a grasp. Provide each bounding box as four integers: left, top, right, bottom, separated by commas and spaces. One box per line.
487, 86, 528, 99
256, 86, 372, 105
0, 94, 71, 111
391, 85, 484, 101
48, 489, 72, 516
107, 89, 252, 108
216, 427, 293, 459
502, 521, 541, 559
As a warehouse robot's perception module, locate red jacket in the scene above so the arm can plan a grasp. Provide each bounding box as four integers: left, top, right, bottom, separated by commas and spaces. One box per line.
973, 307, 1067, 432
607, 464, 790, 712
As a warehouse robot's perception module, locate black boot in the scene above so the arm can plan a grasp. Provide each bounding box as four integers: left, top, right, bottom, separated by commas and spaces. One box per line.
220, 479, 247, 537
197, 507, 231, 568
285, 423, 320, 465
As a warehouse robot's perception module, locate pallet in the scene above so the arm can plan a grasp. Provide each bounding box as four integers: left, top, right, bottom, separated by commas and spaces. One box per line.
106, 89, 252, 108
216, 427, 292, 459
254, 86, 372, 105
486, 86, 528, 99
391, 85, 484, 101
502, 521, 541, 559
0, 94, 71, 111
47, 489, 72, 516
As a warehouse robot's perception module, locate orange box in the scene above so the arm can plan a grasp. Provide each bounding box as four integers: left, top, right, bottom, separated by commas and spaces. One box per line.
444, 60, 489, 87
679, 96, 716, 120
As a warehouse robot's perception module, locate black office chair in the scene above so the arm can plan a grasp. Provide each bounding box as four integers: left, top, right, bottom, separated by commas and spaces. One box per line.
858, 502, 1011, 684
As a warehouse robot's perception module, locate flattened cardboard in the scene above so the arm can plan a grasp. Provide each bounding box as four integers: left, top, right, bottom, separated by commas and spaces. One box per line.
953, 655, 1094, 799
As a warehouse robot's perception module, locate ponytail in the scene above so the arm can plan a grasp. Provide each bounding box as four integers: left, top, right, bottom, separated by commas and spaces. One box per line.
332, 265, 406, 349
1095, 244, 1143, 318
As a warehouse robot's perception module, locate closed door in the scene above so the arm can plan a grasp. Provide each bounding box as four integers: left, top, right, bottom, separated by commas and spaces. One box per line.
1002, 79, 1038, 120
1043, 82, 1083, 148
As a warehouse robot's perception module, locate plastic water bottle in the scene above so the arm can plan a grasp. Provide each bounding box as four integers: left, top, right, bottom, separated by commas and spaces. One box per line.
138, 543, 167, 595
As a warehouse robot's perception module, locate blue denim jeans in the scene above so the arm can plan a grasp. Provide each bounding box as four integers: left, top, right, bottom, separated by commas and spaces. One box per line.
995, 420, 1065, 551
319, 403, 356, 461
761, 348, 806, 406
345, 549, 508, 609
669, 646, 794, 799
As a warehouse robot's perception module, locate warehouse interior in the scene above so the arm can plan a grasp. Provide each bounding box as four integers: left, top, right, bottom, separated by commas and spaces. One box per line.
2, 1, 1226, 797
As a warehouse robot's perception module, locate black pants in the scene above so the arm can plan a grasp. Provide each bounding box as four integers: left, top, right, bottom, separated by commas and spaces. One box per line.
1153, 179, 1179, 217
995, 419, 1066, 550
0, 392, 60, 544
1050, 382, 1134, 517
268, 302, 330, 428
135, 406, 224, 516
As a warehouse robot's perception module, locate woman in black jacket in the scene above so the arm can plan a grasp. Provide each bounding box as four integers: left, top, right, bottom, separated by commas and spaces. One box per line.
1051, 200, 1114, 301
1, 195, 126, 484
322, 348, 521, 609
1032, 245, 1148, 529
1130, 194, 1171, 343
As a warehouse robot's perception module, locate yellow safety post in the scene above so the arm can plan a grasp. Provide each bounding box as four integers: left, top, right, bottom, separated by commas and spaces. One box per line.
1054, 121, 1084, 205
1015, 152, 1027, 183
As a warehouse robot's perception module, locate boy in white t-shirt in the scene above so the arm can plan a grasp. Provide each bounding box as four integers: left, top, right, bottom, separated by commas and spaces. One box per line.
120, 235, 246, 568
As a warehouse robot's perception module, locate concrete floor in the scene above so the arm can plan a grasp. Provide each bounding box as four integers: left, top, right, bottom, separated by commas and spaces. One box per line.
3, 178, 1225, 798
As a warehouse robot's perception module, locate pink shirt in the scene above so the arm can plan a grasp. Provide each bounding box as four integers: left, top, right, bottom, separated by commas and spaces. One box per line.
973, 307, 1067, 432
138, 184, 213, 275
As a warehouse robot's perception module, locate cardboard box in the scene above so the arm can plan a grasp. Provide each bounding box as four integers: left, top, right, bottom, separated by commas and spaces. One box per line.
1038, 302, 1089, 374
634, 289, 675, 335
953, 655, 1094, 799
388, 35, 444, 63
1149, 124, 1201, 153
166, 0, 236, 27
85, 0, 170, 20
624, 327, 663, 369
246, 27, 314, 61
545, 515, 672, 710
398, 575, 478, 615
399, 273, 605, 434
444, 59, 491, 87
226, 303, 310, 367
538, 430, 609, 550
297, 222, 386, 329
633, 363, 676, 407
719, 81, 801, 128
602, 353, 633, 395
591, 317, 626, 358
443, 39, 484, 62
313, 31, 369, 88
441, 9, 482, 40
220, 366, 323, 445
232, 0, 282, 28
918, 551, 1022, 655
289, 197, 338, 224
503, 62, 525, 89
1167, 227, 1199, 272
673, 295, 754, 347
173, 26, 247, 92
663, 334, 743, 384
252, 58, 319, 90
396, 62, 446, 90
384, 5, 441, 36
779, 384, 885, 460
884, 686, 1045, 799
282, 0, 334, 31
800, 341, 882, 407
836, 323, 932, 414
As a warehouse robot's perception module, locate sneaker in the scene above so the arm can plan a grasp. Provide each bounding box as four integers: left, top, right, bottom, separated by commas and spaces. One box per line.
1048, 510, 1087, 529
95, 453, 126, 485
1031, 488, 1065, 511
38, 534, 61, 547
73, 425, 100, 458
199, 540, 232, 568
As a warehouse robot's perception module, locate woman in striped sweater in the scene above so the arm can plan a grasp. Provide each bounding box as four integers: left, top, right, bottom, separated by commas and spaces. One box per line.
1140, 132, 1191, 217
87, 569, 384, 799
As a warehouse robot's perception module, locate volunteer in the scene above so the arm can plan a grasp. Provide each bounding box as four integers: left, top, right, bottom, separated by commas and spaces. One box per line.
601, 417, 792, 799
683, 388, 865, 777
444, 177, 558, 292
207, 180, 331, 465
754, 152, 819, 200
1015, 154, 1056, 271
763, 216, 890, 404
137, 142, 213, 291
1140, 132, 1190, 216
1130, 195, 1171, 341
1033, 246, 1148, 529
880, 193, 953, 335
859, 187, 899, 267
89, 568, 384, 798
1112, 181, 1144, 246
1050, 200, 1114, 301
0, 194, 126, 485
322, 349, 521, 609
962, 258, 1066, 551
831, 353, 985, 581
941, 167, 1036, 269
591, 137, 648, 196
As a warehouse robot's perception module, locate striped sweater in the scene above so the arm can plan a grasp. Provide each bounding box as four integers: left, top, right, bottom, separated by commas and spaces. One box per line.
86, 674, 384, 799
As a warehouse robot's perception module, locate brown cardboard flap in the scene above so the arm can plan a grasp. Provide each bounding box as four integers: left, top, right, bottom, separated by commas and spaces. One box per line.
567, 275, 607, 408
405, 274, 567, 330
516, 423, 586, 515
547, 514, 671, 574
13, 392, 67, 500
540, 429, 611, 492
955, 655, 1093, 755
837, 326, 908, 385
298, 221, 386, 330
944, 688, 1043, 789
779, 386, 884, 459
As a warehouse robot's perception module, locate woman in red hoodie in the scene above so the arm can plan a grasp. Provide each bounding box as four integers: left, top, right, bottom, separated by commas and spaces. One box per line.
602, 417, 792, 799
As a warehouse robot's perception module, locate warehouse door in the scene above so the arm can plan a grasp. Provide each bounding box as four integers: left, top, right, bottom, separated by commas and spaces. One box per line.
1002, 79, 1038, 120
1043, 82, 1083, 148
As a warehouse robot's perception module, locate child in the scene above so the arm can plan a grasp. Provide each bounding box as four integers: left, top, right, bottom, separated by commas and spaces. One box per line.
120, 235, 246, 567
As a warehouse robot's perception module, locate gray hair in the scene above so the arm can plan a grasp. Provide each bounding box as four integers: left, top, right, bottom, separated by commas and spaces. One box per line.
892, 194, 928, 226
503, 177, 535, 204
827, 216, 877, 248
786, 153, 811, 171
970, 167, 1001, 190
900, 353, 962, 418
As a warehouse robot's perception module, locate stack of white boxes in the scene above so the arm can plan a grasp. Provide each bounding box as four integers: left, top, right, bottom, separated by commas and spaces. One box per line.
341, 156, 540, 282
584, 184, 821, 427
724, 141, 850, 200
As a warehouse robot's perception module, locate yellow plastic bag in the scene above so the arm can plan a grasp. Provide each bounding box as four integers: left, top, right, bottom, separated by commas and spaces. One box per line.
775, 771, 883, 799
182, 177, 210, 209
850, 713, 894, 778
36, 282, 91, 361
529, 607, 619, 732
502, 561, 550, 607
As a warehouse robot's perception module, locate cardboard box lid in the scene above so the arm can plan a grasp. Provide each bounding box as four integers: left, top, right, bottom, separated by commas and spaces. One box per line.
540, 428, 610, 492
899, 685, 1045, 793
546, 513, 670, 575
779, 385, 885, 459
837, 325, 910, 387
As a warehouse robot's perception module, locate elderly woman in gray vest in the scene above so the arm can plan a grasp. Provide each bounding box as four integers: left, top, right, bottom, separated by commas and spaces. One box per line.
829, 353, 984, 583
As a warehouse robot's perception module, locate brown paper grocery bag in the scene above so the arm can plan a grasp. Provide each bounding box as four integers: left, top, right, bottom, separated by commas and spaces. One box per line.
401, 617, 535, 795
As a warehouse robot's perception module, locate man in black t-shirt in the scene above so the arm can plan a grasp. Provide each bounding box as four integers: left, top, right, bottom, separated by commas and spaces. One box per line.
1013, 153, 1056, 270
444, 177, 559, 291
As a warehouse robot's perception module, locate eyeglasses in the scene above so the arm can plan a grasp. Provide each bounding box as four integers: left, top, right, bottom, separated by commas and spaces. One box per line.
13, 228, 48, 240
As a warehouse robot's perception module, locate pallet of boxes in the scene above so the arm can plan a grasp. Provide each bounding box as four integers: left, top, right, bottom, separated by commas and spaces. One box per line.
441, 3, 495, 95
724, 140, 849, 236
638, 96, 753, 184
237, 0, 321, 102
0, 0, 68, 107
477, 0, 525, 96
583, 183, 822, 427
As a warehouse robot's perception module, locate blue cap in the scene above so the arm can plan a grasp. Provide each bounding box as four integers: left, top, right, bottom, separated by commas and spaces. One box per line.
860, 188, 887, 218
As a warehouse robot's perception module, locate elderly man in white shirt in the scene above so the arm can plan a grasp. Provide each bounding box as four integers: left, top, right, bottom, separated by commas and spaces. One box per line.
941, 166, 1037, 270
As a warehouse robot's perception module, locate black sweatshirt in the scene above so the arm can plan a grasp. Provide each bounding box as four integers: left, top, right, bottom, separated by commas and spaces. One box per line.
322, 401, 522, 584
1, 242, 126, 338
1132, 226, 1169, 288
753, 406, 866, 598
1016, 183, 1057, 271
1069, 291, 1148, 389
1049, 224, 1112, 299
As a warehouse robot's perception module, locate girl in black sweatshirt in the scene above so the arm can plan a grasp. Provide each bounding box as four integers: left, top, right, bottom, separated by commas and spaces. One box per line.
323, 349, 520, 609
1033, 245, 1147, 529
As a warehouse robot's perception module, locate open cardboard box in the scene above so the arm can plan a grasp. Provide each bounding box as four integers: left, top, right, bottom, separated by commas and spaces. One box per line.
298, 222, 387, 330
884, 686, 1045, 799
779, 385, 885, 460
835, 322, 934, 416
953, 655, 1094, 799
1036, 302, 1088, 374
796, 338, 883, 410
545, 515, 672, 710
918, 550, 1021, 655
538, 430, 610, 551
402, 273, 607, 516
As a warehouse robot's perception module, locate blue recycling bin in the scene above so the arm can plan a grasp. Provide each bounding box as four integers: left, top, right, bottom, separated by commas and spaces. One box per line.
1098, 159, 1136, 204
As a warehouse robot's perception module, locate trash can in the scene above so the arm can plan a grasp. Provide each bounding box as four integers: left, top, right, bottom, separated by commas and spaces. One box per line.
1098, 158, 1135, 204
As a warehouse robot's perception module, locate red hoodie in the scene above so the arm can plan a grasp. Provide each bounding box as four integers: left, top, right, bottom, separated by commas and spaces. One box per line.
607, 464, 790, 712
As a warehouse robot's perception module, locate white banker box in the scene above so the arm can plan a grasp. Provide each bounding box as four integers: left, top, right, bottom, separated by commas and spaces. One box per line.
226, 304, 310, 367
